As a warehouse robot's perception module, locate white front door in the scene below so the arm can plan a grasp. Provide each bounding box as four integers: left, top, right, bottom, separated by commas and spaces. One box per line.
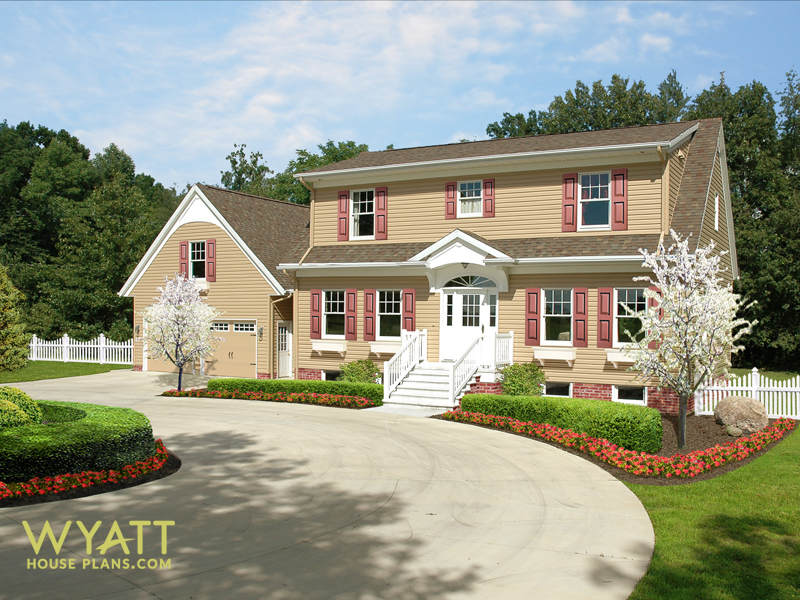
439, 290, 497, 361
277, 322, 292, 378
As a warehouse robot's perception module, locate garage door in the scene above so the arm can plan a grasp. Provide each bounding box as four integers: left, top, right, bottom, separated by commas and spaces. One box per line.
205, 321, 257, 378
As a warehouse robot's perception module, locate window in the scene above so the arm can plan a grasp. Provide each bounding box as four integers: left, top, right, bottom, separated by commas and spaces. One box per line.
489, 294, 497, 327
578, 172, 610, 229
378, 290, 402, 339
545, 382, 571, 397
462, 294, 481, 327
616, 288, 646, 345
351, 190, 374, 238
544, 289, 572, 344
190, 241, 206, 278
324, 291, 345, 337
233, 322, 255, 332
211, 322, 229, 332
446, 294, 453, 326
614, 385, 647, 405
458, 181, 482, 217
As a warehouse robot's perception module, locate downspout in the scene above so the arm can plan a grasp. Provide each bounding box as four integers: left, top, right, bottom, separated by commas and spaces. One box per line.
657, 145, 669, 235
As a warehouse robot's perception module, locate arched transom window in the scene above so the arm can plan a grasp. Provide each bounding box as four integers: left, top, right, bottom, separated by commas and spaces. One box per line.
443, 276, 495, 288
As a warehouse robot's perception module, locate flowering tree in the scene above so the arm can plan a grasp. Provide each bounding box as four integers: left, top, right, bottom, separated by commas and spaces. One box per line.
139, 274, 223, 391
625, 230, 754, 449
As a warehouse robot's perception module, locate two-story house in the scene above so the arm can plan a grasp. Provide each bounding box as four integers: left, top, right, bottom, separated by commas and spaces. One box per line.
278, 118, 735, 412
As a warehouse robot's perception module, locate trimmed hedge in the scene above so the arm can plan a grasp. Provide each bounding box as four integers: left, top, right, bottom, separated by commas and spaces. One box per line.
0, 399, 31, 428
40, 402, 87, 424
208, 378, 384, 403
461, 394, 663, 453
0, 400, 156, 482
0, 387, 43, 424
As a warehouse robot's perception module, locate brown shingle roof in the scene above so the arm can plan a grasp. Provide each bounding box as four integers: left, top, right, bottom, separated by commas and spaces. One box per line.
301, 121, 700, 174
198, 185, 309, 290
301, 234, 660, 264
670, 119, 722, 247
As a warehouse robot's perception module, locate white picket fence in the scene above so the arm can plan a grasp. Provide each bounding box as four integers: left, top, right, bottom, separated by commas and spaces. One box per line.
28, 334, 133, 365
695, 368, 800, 419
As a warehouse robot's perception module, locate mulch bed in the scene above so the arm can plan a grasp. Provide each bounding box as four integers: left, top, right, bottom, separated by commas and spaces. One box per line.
434, 413, 796, 486
0, 450, 181, 509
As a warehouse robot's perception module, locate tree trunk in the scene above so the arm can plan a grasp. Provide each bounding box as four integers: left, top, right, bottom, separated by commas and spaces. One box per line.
678, 393, 689, 450
177, 366, 183, 392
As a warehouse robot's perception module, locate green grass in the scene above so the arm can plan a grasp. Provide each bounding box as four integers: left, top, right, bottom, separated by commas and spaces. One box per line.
0, 361, 130, 383
627, 426, 800, 600
729, 368, 800, 382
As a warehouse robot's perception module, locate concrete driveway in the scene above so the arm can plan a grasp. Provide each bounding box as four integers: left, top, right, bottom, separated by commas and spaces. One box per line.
0, 371, 653, 600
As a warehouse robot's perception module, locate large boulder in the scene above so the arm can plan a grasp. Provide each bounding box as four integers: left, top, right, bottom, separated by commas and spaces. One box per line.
714, 396, 769, 435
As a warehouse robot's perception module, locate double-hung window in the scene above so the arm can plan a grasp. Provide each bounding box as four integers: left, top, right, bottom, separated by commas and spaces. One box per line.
578, 172, 610, 229
458, 181, 482, 217
324, 291, 345, 338
615, 288, 646, 345
190, 241, 206, 278
351, 190, 375, 239
377, 291, 402, 339
544, 288, 572, 344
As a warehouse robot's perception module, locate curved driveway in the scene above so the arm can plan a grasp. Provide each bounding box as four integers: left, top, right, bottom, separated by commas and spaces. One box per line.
0, 371, 653, 600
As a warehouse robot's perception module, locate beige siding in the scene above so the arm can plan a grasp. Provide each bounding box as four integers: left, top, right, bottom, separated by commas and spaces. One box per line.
130, 222, 278, 375
668, 138, 691, 223
698, 151, 733, 282
313, 163, 664, 246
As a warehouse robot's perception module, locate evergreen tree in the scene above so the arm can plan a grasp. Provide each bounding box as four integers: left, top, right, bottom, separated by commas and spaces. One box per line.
0, 265, 30, 371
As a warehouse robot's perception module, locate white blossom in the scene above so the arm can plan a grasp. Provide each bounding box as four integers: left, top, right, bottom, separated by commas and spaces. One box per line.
139, 274, 223, 390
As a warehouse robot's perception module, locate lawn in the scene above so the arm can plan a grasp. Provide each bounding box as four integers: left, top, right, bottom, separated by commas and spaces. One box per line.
0, 361, 130, 384
627, 425, 800, 600
729, 367, 800, 382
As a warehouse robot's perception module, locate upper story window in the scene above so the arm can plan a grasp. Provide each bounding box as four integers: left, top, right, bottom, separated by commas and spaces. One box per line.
190, 241, 206, 278
544, 288, 572, 344
458, 181, 483, 217
378, 290, 402, 339
351, 190, 375, 239
324, 291, 346, 338
579, 172, 610, 229
615, 288, 646, 345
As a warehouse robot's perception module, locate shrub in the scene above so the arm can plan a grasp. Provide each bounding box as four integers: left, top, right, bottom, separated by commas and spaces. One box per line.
0, 399, 31, 428
208, 378, 384, 403
39, 402, 86, 424
500, 362, 546, 396
338, 359, 381, 384
0, 400, 156, 482
164, 389, 379, 409
0, 387, 42, 424
461, 394, 663, 453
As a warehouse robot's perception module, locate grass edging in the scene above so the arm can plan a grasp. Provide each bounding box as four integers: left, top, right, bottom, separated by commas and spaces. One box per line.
163, 388, 381, 409
439, 410, 797, 478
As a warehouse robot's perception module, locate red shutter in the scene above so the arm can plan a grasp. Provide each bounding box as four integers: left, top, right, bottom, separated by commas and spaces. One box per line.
205, 239, 216, 282
562, 173, 577, 232
445, 182, 457, 220
573, 287, 588, 347
337, 190, 349, 241
597, 287, 613, 348
345, 288, 357, 340
402, 288, 416, 331
483, 178, 495, 218
310, 289, 322, 340
364, 289, 376, 341
179, 241, 189, 278
648, 285, 661, 349
611, 168, 628, 231
525, 288, 540, 346
375, 186, 388, 240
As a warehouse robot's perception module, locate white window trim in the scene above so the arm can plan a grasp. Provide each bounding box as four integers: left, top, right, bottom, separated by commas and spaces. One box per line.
577, 171, 611, 231
350, 189, 375, 240
211, 322, 229, 332
322, 290, 346, 340
189, 240, 207, 281
456, 180, 483, 218
544, 381, 573, 397
612, 384, 648, 406
541, 288, 573, 347
233, 322, 256, 332
376, 289, 403, 341
613, 288, 647, 349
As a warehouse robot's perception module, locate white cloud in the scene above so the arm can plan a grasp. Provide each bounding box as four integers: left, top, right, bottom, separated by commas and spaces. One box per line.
640, 34, 672, 54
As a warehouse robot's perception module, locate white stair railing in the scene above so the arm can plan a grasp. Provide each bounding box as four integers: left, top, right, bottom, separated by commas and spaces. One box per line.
384, 329, 427, 402
495, 331, 514, 367
449, 336, 483, 403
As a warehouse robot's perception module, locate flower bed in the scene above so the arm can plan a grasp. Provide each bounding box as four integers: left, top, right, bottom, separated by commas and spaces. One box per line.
0, 439, 169, 500
440, 411, 797, 478
163, 389, 379, 409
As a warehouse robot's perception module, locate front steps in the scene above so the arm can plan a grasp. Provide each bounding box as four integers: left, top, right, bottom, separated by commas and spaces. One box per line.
385, 361, 472, 410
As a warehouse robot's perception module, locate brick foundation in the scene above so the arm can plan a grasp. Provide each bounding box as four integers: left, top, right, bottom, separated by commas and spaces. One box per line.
257, 373, 272, 380
647, 387, 693, 415
572, 383, 613, 401
298, 368, 323, 380
466, 381, 503, 395
133, 365, 142, 372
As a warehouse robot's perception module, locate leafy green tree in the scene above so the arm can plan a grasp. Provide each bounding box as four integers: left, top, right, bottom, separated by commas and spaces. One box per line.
0, 264, 30, 372
220, 143, 273, 196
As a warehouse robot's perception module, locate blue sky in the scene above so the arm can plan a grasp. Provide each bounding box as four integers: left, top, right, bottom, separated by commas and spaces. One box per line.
1, 1, 798, 190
